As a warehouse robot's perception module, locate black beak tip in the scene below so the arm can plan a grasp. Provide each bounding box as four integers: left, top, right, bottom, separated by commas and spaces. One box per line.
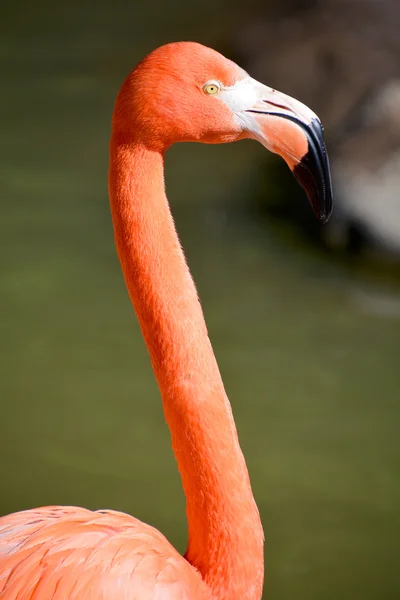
317, 211, 331, 226
318, 202, 333, 225
293, 117, 333, 225
312, 178, 333, 225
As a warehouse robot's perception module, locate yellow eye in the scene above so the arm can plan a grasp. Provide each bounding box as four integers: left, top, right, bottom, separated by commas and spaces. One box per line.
203, 81, 220, 95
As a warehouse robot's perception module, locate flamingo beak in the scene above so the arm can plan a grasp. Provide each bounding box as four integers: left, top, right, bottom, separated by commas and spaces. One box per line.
243, 84, 333, 223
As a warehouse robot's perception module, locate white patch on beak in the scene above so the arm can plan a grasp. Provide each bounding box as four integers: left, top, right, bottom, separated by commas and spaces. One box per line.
218, 78, 268, 142
218, 77, 269, 140
219, 77, 261, 113
218, 76, 318, 139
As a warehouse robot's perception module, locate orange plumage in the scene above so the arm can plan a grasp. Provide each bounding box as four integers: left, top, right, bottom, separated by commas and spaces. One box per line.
0, 42, 332, 599
0, 506, 209, 598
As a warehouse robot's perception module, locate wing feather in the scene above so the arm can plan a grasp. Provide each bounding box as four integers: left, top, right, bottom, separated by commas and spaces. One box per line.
0, 507, 210, 599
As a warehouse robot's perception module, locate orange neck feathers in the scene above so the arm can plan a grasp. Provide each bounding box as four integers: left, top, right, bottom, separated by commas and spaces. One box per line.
108, 138, 264, 599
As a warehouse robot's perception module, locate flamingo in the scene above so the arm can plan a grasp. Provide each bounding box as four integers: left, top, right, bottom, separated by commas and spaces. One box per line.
0, 42, 332, 600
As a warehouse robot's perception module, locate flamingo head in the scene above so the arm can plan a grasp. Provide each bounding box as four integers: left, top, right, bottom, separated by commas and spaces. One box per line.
114, 42, 333, 223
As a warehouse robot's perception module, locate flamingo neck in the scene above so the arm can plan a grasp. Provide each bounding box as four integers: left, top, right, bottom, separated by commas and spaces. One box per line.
108, 137, 264, 600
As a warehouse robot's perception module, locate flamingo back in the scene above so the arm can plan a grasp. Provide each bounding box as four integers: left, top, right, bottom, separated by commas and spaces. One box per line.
0, 506, 210, 599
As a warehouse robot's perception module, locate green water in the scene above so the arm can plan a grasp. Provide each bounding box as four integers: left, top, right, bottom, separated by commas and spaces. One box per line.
1, 2, 400, 598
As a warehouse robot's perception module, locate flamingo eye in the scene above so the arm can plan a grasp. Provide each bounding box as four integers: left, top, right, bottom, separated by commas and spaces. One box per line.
203, 81, 221, 96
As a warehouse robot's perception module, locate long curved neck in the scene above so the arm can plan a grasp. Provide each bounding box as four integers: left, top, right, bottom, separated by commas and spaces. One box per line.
108, 137, 264, 600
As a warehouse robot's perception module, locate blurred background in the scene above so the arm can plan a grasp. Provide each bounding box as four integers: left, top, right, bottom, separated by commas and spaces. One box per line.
1, 0, 400, 598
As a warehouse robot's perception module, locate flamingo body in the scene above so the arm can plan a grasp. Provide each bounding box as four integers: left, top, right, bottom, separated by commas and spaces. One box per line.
0, 506, 209, 599
0, 42, 332, 599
